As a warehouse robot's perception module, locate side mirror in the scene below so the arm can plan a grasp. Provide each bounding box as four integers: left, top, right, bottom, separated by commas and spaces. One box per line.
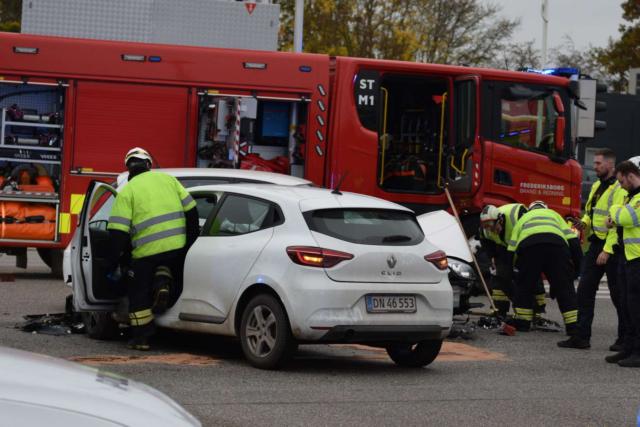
568, 80, 580, 99
555, 117, 565, 154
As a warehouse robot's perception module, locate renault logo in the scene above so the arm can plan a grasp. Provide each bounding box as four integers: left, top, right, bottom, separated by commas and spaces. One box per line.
387, 254, 397, 269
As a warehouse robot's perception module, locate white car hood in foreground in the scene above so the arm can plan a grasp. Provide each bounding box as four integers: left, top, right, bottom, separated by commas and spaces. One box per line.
0, 346, 200, 427
418, 211, 471, 262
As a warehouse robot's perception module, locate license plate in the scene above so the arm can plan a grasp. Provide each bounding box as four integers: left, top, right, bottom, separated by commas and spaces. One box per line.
366, 295, 416, 313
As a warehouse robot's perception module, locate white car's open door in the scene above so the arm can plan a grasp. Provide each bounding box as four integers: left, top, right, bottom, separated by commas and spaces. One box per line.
71, 180, 123, 312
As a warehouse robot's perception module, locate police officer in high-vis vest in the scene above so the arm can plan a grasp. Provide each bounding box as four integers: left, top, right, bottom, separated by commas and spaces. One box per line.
558, 148, 627, 351
603, 160, 640, 367
107, 148, 199, 351
507, 201, 583, 334
479, 204, 547, 318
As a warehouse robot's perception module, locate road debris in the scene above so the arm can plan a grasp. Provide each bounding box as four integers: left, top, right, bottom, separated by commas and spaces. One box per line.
16, 312, 85, 336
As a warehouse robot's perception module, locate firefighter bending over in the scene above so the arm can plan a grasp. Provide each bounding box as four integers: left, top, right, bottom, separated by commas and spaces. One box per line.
507, 201, 583, 335
107, 148, 199, 351
479, 204, 547, 320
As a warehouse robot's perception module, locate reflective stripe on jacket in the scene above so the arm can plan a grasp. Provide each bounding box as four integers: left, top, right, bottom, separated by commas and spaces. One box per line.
507, 208, 576, 252
107, 171, 197, 259
582, 180, 626, 254
480, 203, 525, 247
610, 192, 640, 261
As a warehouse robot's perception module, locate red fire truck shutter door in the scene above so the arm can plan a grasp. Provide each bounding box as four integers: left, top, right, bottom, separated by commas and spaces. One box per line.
73, 82, 189, 172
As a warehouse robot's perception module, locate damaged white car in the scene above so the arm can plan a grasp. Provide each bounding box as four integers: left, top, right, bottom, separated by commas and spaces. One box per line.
71, 182, 453, 370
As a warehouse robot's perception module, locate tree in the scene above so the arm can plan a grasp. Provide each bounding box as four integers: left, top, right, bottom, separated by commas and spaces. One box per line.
488, 40, 541, 70
408, 0, 520, 66
277, 0, 520, 65
590, 0, 640, 93
0, 0, 22, 33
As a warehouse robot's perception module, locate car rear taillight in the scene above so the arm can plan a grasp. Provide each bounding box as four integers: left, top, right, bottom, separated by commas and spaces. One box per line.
286, 246, 354, 268
425, 250, 448, 270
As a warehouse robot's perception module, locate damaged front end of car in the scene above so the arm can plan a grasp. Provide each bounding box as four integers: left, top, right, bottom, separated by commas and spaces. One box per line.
448, 257, 481, 315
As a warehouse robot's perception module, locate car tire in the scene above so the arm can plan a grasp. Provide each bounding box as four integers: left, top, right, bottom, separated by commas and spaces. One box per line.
240, 294, 298, 370
82, 311, 119, 340
386, 339, 443, 368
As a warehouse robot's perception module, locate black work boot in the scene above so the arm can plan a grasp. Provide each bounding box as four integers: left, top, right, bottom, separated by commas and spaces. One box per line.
127, 337, 151, 351
618, 353, 640, 368
605, 351, 629, 364
151, 284, 170, 315
609, 338, 624, 352
557, 335, 591, 349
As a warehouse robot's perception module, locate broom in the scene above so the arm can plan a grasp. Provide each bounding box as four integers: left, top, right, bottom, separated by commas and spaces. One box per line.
441, 179, 515, 336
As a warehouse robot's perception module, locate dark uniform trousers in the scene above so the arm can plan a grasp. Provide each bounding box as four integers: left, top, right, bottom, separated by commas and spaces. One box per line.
494, 246, 546, 315
575, 238, 626, 341
621, 259, 640, 355
513, 243, 578, 327
127, 248, 185, 339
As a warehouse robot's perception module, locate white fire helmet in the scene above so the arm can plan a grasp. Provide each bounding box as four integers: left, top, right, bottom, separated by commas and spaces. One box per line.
124, 148, 152, 167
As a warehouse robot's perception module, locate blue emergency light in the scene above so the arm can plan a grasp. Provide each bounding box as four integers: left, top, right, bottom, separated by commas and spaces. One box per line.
521, 67, 579, 78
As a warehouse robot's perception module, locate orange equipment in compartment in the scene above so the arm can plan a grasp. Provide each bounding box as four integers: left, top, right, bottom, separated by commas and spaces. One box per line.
0, 202, 56, 240
0, 175, 55, 193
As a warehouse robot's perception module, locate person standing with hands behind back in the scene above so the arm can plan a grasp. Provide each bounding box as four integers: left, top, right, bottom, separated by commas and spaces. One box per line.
559, 149, 627, 350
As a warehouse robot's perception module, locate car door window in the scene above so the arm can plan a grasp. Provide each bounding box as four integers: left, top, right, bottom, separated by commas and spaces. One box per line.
192, 194, 218, 225
88, 188, 116, 231
206, 195, 273, 236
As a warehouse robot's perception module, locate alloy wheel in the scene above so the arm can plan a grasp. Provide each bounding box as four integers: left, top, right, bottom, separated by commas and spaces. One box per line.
245, 305, 277, 358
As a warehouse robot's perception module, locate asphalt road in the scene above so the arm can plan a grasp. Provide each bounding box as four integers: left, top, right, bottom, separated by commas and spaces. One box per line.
1, 251, 639, 427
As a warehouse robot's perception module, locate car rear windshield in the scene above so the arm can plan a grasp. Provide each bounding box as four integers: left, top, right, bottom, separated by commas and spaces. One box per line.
304, 209, 424, 246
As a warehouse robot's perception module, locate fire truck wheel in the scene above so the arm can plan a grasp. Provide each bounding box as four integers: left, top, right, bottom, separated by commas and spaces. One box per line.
82, 312, 119, 340
386, 339, 443, 368
36, 248, 64, 277
36, 248, 53, 268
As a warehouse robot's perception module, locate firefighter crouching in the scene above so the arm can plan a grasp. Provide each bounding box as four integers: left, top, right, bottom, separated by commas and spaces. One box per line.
604, 161, 640, 367
507, 201, 583, 334
479, 204, 547, 320
107, 148, 199, 351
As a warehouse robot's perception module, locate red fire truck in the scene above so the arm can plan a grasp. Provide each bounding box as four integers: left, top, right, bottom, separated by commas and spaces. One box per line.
0, 33, 581, 272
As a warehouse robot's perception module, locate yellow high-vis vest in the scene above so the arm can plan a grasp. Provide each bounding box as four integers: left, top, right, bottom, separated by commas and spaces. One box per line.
508, 208, 577, 253
583, 179, 626, 254
108, 171, 196, 259
610, 191, 640, 261
480, 203, 525, 247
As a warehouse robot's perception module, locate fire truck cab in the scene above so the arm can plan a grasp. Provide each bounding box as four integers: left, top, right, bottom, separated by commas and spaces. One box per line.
327, 57, 581, 234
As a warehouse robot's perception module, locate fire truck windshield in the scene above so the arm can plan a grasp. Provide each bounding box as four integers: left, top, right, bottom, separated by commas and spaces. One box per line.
500, 89, 561, 156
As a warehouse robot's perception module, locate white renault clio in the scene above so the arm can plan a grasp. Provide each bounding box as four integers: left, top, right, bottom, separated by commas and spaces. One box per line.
72, 182, 453, 369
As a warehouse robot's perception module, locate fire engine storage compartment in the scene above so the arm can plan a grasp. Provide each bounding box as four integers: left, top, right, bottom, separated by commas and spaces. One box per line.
196, 91, 308, 176
378, 75, 449, 195
0, 81, 65, 247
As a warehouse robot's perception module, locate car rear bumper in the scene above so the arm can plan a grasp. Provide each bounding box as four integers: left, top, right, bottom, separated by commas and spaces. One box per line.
313, 325, 445, 344
280, 267, 453, 341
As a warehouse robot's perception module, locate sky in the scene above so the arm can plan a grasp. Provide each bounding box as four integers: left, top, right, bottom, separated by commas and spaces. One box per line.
488, 0, 627, 51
